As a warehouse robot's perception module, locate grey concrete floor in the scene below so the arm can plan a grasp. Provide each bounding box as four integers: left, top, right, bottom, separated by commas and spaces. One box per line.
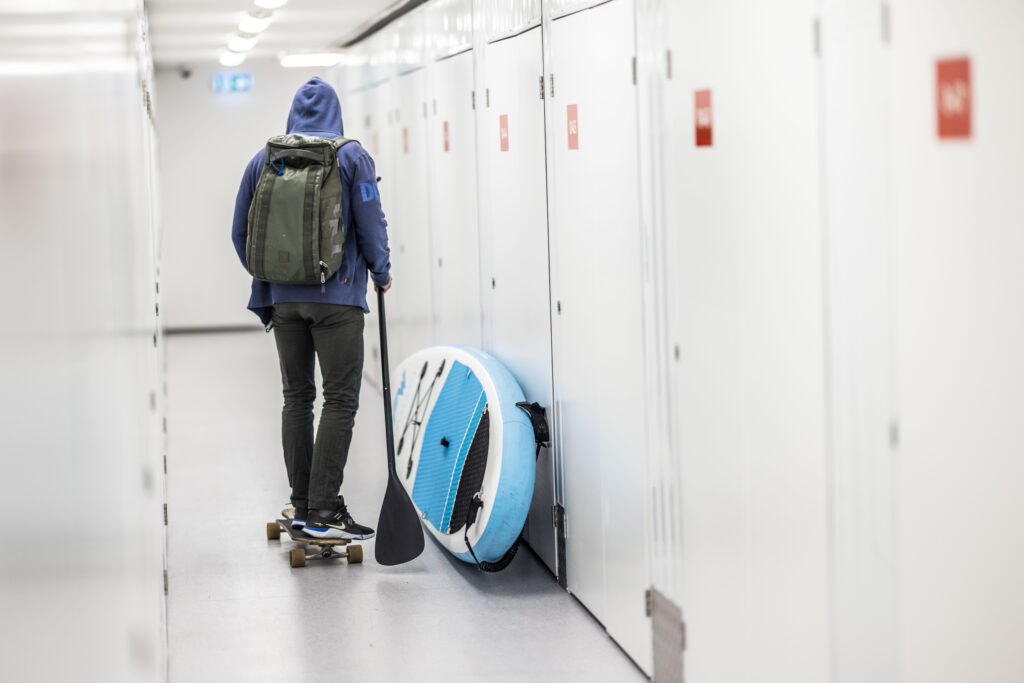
165, 330, 645, 682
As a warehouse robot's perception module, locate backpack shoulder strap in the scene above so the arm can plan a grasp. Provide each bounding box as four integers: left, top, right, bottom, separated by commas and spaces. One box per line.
330, 136, 358, 150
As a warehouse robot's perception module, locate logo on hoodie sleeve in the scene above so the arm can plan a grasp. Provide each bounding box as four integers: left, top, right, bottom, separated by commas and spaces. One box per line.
359, 181, 381, 203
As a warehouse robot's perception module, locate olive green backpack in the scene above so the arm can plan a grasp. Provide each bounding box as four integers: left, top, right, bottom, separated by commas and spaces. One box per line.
245, 134, 354, 290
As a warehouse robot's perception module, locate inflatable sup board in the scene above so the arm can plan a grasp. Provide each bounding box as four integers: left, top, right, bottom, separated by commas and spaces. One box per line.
391, 345, 535, 564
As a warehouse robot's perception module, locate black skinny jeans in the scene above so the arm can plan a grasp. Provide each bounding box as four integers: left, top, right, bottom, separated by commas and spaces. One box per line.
271, 302, 364, 512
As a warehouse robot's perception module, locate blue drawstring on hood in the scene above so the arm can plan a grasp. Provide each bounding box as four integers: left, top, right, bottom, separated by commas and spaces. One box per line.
285, 76, 344, 137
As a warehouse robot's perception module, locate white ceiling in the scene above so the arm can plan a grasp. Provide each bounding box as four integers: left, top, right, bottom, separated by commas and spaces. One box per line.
146, 0, 397, 68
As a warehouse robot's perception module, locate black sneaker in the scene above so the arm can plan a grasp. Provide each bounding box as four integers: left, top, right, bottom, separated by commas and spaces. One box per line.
291, 505, 308, 530
304, 499, 375, 540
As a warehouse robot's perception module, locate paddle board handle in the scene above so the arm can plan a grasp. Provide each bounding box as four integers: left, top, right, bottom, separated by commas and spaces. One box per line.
377, 287, 398, 476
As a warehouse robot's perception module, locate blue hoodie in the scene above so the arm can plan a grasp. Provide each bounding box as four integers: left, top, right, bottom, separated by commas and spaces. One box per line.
231, 77, 391, 326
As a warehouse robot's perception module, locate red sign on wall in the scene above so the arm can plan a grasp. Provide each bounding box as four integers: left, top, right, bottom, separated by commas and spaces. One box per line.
443, 121, 450, 152
567, 104, 579, 150
937, 57, 971, 139
695, 90, 712, 147
403, 127, 409, 154
500, 114, 509, 152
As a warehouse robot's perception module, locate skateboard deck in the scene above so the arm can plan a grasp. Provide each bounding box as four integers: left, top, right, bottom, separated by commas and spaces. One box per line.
266, 508, 363, 568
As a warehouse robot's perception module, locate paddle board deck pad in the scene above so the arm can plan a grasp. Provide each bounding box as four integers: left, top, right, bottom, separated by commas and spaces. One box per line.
391, 345, 535, 564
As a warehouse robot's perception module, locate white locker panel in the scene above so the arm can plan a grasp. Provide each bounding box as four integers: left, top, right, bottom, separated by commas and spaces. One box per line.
548, 0, 651, 672
663, 2, 830, 682
426, 51, 483, 347
891, 2, 1024, 681
477, 27, 558, 573
819, 4, 898, 683
380, 70, 435, 365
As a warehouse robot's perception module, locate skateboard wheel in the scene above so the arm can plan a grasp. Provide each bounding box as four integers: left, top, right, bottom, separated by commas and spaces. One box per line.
266, 522, 280, 540
347, 545, 363, 564
289, 548, 306, 568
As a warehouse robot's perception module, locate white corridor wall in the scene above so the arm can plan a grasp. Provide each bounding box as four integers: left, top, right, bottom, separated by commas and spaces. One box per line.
0, 2, 167, 680
157, 62, 327, 330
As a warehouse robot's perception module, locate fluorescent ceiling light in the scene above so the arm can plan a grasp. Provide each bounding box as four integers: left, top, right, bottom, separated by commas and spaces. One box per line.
227, 34, 258, 52
254, 0, 289, 8
238, 12, 274, 34
219, 51, 246, 67
279, 53, 341, 68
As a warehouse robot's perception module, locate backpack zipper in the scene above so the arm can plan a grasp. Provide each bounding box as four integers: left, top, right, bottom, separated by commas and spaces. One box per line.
320, 260, 328, 293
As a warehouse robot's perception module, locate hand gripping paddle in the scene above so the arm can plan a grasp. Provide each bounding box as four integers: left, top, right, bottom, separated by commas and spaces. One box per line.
374, 287, 425, 565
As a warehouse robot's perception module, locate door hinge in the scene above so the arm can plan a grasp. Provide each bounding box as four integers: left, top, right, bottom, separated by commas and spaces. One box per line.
163, 570, 168, 595
471, 90, 476, 110
813, 17, 822, 57
539, 75, 545, 100
649, 586, 686, 681
666, 50, 673, 79
632, 56, 637, 85
553, 504, 566, 538
553, 503, 567, 589
163, 503, 168, 526
422, 101, 428, 118
550, 73, 555, 98
486, 87, 490, 108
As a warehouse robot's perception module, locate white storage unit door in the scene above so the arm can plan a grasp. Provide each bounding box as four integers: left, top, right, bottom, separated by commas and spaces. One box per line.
547, 0, 651, 673
382, 69, 435, 364
426, 50, 482, 348
663, 1, 830, 681
478, 27, 558, 574
891, 2, 1024, 681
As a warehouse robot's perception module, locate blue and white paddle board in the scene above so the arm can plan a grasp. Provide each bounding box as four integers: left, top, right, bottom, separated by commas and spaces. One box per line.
391, 345, 535, 564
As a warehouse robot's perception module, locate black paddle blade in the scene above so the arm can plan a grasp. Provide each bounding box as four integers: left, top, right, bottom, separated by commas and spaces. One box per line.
374, 472, 425, 566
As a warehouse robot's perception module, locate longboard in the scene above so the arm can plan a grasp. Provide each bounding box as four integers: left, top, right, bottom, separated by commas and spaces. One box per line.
265, 508, 363, 568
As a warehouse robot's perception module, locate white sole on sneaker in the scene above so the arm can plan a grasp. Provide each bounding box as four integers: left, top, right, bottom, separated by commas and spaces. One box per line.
302, 525, 374, 541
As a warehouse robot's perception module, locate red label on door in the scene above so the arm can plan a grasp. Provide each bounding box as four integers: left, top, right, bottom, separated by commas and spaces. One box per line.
402, 127, 409, 154
443, 121, 450, 152
567, 104, 579, 150
937, 57, 971, 139
695, 89, 712, 147
500, 114, 509, 152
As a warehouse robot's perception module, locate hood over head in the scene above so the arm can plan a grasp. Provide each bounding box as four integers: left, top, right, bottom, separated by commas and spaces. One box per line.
285, 76, 343, 137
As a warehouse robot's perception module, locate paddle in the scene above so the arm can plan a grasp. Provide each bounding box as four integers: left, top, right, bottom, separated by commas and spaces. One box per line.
374, 286, 425, 565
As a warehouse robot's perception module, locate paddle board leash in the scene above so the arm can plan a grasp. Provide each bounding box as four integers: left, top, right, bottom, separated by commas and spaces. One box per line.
462, 401, 549, 572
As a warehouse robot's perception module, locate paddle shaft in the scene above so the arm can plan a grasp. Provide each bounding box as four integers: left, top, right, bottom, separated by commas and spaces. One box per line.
377, 288, 398, 478
374, 285, 425, 566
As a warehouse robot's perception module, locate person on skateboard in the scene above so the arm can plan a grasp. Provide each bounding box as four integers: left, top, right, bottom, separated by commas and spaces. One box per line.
231, 76, 391, 541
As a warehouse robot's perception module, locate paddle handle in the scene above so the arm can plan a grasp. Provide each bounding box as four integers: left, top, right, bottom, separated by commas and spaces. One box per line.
377, 287, 398, 476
